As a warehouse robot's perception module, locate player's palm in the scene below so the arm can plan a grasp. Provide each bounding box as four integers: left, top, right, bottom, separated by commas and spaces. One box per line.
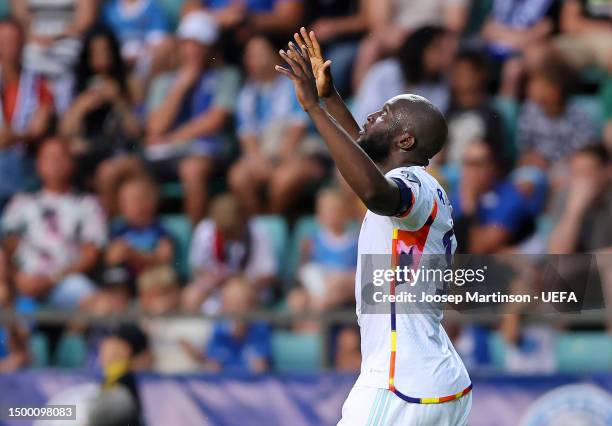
294, 28, 333, 98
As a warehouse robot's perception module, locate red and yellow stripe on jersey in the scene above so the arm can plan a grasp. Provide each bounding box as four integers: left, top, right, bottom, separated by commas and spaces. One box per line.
388, 201, 472, 404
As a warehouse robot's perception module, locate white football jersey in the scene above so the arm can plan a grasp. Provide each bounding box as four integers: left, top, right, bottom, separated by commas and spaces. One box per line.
354, 166, 471, 403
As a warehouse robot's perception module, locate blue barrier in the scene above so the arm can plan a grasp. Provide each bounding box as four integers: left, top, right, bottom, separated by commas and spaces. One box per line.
0, 371, 611, 426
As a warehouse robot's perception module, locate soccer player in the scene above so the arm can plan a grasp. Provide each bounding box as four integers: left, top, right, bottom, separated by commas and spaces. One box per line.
276, 28, 472, 425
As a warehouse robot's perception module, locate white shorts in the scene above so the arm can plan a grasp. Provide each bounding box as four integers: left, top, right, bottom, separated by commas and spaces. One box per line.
338, 386, 472, 426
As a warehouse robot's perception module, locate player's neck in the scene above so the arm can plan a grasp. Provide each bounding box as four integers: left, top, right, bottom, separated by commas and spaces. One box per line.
377, 157, 428, 174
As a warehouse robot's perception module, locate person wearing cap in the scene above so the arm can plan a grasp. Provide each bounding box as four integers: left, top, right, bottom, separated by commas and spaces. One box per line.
144, 11, 241, 224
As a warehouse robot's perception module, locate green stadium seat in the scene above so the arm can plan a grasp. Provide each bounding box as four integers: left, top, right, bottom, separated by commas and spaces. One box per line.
284, 216, 318, 284
492, 96, 519, 161
253, 215, 288, 271
272, 331, 323, 371
556, 332, 612, 373
161, 182, 184, 199
488, 332, 507, 370
54, 334, 87, 368
29, 332, 50, 368
0, 1, 9, 20
156, 0, 185, 30
160, 214, 193, 281
463, 0, 493, 37
569, 95, 604, 133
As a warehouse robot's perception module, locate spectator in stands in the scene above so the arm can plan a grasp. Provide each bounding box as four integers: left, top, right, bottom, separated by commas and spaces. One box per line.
444, 50, 506, 168
354, 26, 453, 126
89, 266, 134, 315
296, 189, 357, 311
138, 265, 212, 373
352, 0, 468, 90
138, 265, 180, 315
106, 176, 174, 279
186, 0, 304, 37
102, 0, 173, 85
334, 328, 361, 372
517, 58, 595, 169
0, 248, 31, 372
144, 11, 240, 224
60, 26, 141, 192
94, 324, 149, 426
303, 0, 368, 97
549, 145, 612, 254
0, 19, 54, 211
228, 35, 327, 214
481, 0, 559, 97
452, 140, 543, 253
183, 193, 277, 313
203, 276, 272, 373
1, 137, 106, 309
556, 0, 612, 70
11, 0, 97, 113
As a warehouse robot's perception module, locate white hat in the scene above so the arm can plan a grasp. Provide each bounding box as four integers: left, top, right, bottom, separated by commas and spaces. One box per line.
177, 11, 219, 45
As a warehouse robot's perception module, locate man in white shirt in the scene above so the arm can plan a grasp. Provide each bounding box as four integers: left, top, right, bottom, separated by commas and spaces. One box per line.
276, 28, 471, 425
2, 137, 107, 309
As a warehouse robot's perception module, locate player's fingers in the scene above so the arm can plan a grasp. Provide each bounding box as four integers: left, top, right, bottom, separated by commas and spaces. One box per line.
293, 32, 308, 56
274, 65, 296, 80
300, 27, 315, 57
279, 49, 303, 77
300, 44, 313, 69
322, 59, 332, 75
310, 31, 323, 58
287, 42, 308, 74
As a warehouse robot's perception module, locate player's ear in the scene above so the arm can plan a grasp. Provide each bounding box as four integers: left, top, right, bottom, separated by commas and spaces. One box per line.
397, 133, 416, 152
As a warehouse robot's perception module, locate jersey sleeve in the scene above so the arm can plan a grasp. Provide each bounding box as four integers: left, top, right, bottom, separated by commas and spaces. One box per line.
386, 168, 433, 227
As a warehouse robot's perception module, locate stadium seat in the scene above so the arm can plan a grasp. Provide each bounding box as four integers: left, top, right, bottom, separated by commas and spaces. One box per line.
556, 332, 612, 373
160, 214, 193, 281
0, 1, 9, 20
29, 332, 50, 368
253, 215, 289, 271
284, 216, 318, 284
492, 96, 519, 161
54, 334, 87, 368
569, 95, 604, 133
156, 0, 185, 30
488, 332, 507, 370
272, 331, 323, 371
161, 182, 184, 200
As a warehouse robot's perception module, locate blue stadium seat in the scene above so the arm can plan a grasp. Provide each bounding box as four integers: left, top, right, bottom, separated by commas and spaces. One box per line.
272, 331, 323, 371
54, 334, 87, 368
252, 215, 288, 271
284, 216, 318, 284
160, 214, 193, 281
29, 332, 50, 368
556, 332, 612, 373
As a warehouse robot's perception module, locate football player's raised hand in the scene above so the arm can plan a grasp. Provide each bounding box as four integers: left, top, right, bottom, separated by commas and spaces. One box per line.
275, 42, 319, 112
294, 27, 333, 99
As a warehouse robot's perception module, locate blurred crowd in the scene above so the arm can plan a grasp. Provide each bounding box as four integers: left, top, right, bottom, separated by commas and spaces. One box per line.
0, 0, 610, 382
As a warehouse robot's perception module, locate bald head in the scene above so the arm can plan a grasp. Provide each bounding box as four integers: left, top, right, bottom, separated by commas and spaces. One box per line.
358, 94, 447, 167
387, 94, 447, 160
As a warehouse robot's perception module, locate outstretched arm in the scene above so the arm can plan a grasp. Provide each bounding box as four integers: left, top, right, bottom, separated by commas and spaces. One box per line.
294, 28, 361, 140
275, 43, 400, 216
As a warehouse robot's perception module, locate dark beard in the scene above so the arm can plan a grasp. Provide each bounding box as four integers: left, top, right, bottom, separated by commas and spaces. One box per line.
357, 133, 391, 164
